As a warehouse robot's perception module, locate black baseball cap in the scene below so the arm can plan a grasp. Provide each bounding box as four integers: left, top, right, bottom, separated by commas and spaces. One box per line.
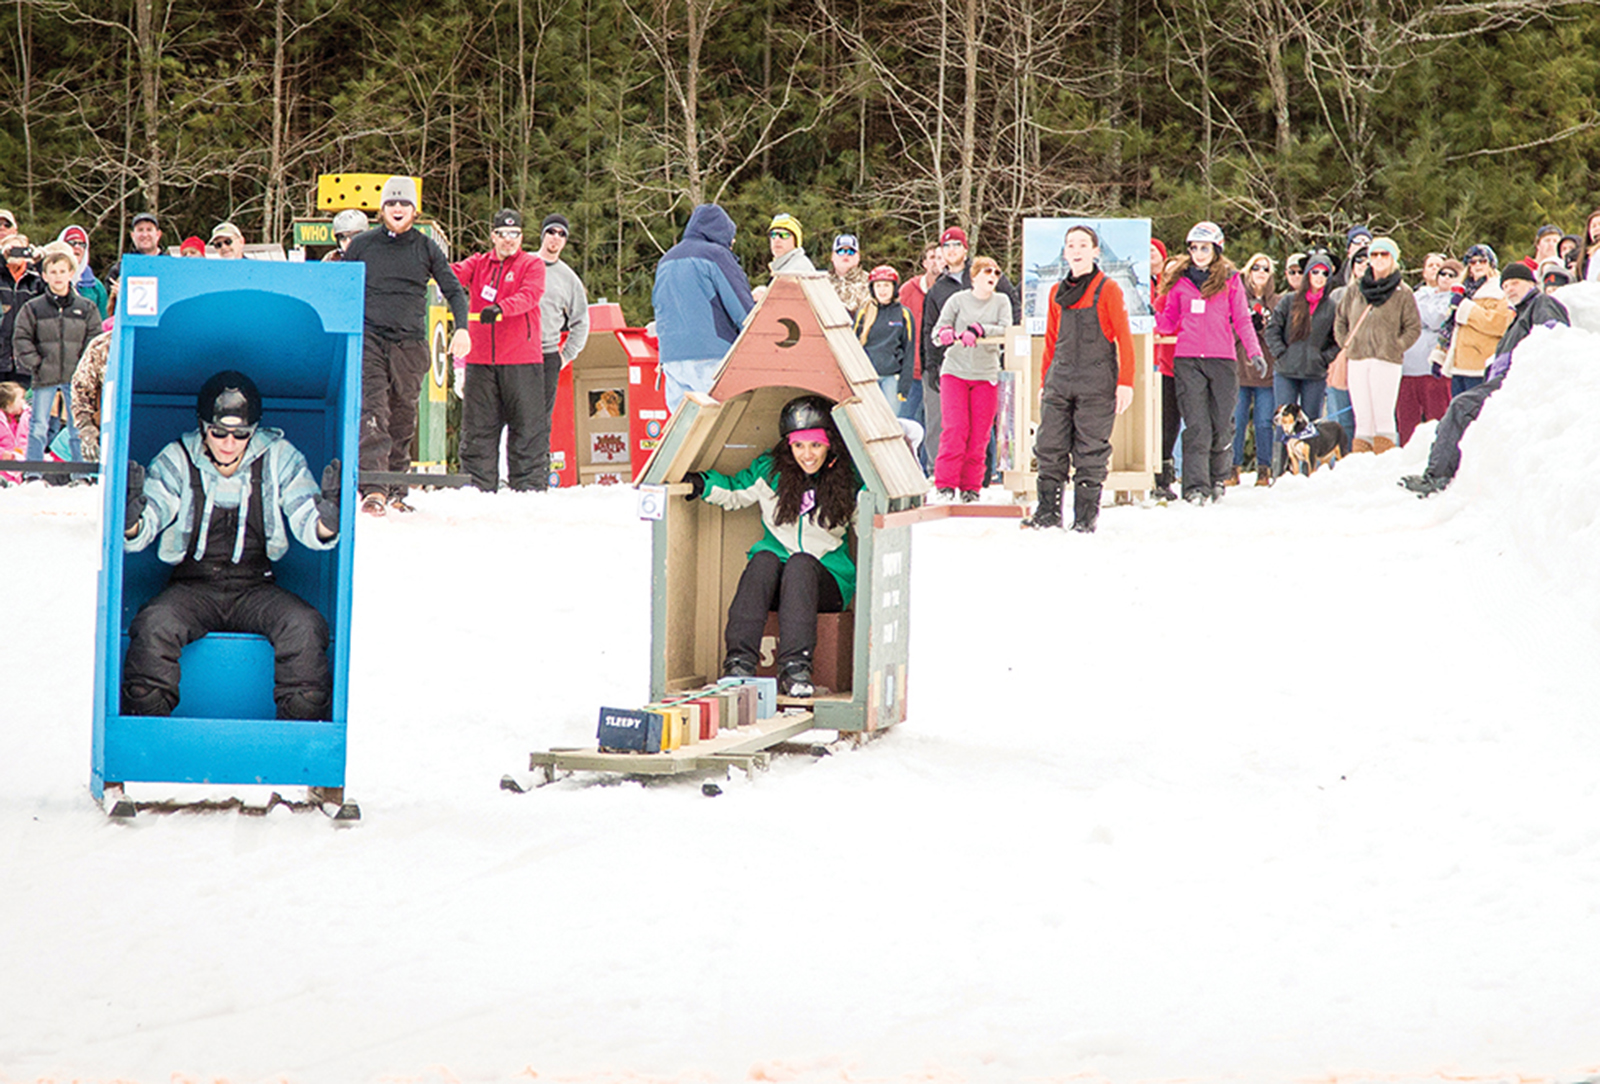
131, 211, 158, 228
493, 208, 522, 230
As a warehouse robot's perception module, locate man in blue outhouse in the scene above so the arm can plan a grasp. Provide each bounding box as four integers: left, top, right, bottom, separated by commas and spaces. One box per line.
122, 370, 342, 720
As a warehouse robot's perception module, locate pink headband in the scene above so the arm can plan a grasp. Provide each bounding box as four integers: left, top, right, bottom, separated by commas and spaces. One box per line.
786, 428, 830, 446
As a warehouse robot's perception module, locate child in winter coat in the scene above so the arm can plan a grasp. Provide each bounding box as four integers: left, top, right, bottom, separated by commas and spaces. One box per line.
1154, 221, 1265, 503
13, 241, 97, 470
931, 256, 1014, 501
685, 395, 861, 699
0, 380, 30, 485
853, 265, 915, 409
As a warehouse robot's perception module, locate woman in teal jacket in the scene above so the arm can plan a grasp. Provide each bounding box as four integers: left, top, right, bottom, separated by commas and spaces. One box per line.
686, 395, 860, 698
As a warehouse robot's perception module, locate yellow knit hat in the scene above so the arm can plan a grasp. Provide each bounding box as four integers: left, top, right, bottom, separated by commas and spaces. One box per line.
768, 213, 803, 248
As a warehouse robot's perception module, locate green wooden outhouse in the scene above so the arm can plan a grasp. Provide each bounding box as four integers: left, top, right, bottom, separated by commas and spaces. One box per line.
638, 273, 927, 733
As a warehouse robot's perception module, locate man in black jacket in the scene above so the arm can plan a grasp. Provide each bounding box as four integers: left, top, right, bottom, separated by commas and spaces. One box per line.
106, 211, 166, 290
920, 227, 1020, 478
343, 175, 471, 515
1401, 262, 1568, 496
1, 232, 45, 387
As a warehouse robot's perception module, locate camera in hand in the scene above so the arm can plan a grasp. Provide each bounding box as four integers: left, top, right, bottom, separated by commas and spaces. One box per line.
3, 246, 30, 260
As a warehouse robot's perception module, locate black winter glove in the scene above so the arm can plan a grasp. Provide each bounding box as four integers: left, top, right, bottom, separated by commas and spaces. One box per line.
315, 459, 341, 533
685, 472, 706, 500
125, 461, 146, 526
480, 304, 502, 325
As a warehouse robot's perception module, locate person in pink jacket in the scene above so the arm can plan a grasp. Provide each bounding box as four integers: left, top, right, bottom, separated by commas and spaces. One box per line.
1154, 221, 1265, 504
0, 380, 31, 485
449, 208, 548, 492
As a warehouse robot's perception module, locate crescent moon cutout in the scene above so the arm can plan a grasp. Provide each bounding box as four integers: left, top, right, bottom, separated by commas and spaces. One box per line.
776, 318, 801, 348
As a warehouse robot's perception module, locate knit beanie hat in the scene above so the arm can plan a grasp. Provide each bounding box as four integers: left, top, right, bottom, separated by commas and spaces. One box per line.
380, 175, 419, 206
769, 213, 803, 248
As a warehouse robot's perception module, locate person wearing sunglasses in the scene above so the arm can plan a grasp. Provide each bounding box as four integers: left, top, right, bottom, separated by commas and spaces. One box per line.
1397, 256, 1459, 447
449, 208, 552, 491
1265, 249, 1339, 456
321, 209, 369, 263
121, 370, 343, 721
651, 203, 754, 411
1437, 242, 1510, 398
56, 223, 109, 321
1332, 236, 1420, 455
210, 221, 247, 260
530, 213, 590, 486
343, 175, 473, 514
1232, 252, 1279, 485
828, 233, 870, 316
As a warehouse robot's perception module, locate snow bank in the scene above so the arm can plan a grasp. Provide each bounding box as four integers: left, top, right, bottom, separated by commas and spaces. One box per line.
1441, 292, 1600, 633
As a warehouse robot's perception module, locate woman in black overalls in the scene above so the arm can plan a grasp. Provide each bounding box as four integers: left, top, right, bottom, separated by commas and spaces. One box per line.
1024, 224, 1136, 532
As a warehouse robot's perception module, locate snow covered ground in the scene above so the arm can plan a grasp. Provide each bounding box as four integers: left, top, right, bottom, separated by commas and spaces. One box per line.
5, 306, 1600, 1084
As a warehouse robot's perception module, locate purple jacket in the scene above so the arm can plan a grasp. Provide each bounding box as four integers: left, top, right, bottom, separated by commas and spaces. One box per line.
1155, 270, 1263, 361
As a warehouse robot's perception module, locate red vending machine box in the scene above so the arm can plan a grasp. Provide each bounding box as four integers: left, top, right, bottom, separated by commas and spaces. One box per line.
624, 326, 665, 482
549, 303, 660, 488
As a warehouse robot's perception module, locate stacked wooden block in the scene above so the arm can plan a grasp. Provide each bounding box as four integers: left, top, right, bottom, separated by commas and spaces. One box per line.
596, 677, 779, 754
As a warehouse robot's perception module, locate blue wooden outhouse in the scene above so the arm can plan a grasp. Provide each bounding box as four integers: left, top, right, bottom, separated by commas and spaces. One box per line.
91, 256, 363, 810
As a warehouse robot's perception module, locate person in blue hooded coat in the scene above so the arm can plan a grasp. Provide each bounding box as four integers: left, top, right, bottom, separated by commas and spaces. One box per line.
651, 204, 755, 411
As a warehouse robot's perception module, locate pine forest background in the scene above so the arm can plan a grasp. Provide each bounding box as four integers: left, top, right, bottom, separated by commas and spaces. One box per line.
4, 0, 1600, 321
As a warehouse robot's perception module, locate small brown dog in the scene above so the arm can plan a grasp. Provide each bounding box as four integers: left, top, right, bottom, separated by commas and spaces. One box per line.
1275, 403, 1348, 477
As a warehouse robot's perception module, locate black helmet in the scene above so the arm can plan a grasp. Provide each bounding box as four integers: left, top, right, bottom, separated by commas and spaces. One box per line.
778, 394, 834, 437
197, 370, 262, 428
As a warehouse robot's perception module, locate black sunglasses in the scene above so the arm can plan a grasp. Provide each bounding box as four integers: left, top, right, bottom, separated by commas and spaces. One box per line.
1250, 263, 1270, 273
544, 227, 568, 238
206, 424, 255, 441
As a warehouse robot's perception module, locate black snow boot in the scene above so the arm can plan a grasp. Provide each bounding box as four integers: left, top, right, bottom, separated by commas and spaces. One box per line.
722, 652, 758, 679
1070, 482, 1101, 533
1021, 478, 1063, 529
1153, 459, 1178, 501
1400, 472, 1451, 497
779, 659, 815, 699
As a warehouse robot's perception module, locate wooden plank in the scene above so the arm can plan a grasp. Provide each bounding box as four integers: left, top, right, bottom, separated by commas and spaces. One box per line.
799, 275, 855, 329
528, 712, 817, 776
874, 503, 1026, 529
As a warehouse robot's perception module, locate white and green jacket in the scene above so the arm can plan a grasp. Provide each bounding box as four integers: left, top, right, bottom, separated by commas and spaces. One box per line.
699, 451, 859, 603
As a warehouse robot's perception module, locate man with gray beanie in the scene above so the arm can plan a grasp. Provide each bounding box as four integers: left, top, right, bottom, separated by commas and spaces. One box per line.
343, 174, 471, 514
533, 213, 589, 487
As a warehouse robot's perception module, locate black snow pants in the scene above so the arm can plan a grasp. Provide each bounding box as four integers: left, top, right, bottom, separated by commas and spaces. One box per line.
122, 578, 332, 720
1036, 289, 1119, 491
459, 361, 555, 491
723, 550, 843, 668
1175, 355, 1238, 493
1426, 374, 1502, 480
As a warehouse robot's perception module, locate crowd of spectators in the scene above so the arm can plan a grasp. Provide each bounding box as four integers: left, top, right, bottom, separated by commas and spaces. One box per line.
1, 195, 1582, 514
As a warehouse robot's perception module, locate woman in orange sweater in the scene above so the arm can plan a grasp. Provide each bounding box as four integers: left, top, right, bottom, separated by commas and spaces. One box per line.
1023, 224, 1135, 532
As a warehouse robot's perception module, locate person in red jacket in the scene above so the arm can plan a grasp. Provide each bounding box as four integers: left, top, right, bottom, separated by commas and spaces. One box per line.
449, 208, 548, 491
1023, 224, 1135, 532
